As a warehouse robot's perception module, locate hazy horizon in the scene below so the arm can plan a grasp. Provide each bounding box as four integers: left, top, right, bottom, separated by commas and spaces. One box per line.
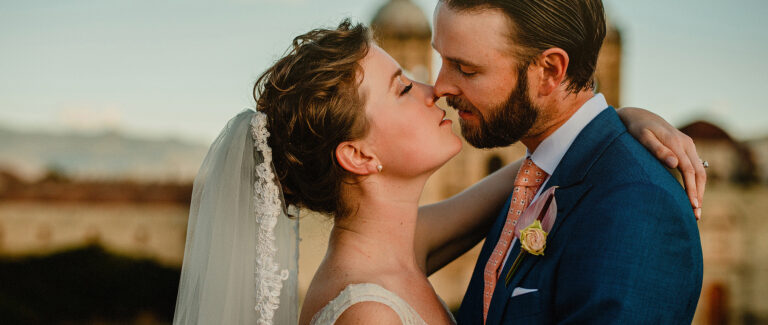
2, 0, 766, 145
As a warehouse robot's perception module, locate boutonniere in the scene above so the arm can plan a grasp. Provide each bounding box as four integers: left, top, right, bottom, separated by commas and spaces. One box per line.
505, 186, 558, 286
520, 220, 547, 255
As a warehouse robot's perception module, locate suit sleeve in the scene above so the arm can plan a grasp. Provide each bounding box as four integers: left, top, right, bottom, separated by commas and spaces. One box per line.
554, 182, 702, 324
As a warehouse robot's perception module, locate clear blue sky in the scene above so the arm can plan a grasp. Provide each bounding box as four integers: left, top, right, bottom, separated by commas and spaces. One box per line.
1, 0, 766, 144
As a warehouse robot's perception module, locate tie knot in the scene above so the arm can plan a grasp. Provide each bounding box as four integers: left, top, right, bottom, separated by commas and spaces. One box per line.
514, 158, 548, 187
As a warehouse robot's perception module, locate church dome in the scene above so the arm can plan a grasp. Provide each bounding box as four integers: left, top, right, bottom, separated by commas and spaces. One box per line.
680, 120, 736, 142
371, 0, 431, 39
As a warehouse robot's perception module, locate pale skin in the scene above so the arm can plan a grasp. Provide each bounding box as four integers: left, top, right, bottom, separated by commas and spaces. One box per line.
300, 45, 461, 325
298, 45, 708, 324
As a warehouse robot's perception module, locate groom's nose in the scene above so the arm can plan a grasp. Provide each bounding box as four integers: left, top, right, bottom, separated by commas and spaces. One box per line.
433, 66, 461, 98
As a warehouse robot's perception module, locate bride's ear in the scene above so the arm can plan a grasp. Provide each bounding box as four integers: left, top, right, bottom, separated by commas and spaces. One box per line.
335, 141, 379, 175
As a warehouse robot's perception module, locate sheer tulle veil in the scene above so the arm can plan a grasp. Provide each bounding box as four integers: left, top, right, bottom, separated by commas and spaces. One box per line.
172, 109, 299, 324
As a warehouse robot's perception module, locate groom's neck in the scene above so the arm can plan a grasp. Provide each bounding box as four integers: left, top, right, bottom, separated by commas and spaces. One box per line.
521, 90, 595, 152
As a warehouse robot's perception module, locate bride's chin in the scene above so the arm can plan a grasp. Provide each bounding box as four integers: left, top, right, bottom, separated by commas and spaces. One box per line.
434, 142, 462, 170
447, 136, 463, 157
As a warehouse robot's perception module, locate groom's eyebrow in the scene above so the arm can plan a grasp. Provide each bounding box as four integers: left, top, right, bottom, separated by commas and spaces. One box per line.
446, 57, 479, 68
431, 42, 479, 67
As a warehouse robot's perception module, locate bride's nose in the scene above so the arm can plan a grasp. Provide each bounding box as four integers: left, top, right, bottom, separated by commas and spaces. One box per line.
416, 82, 438, 106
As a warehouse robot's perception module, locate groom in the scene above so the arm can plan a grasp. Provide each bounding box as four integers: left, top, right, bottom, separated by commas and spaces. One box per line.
431, 0, 703, 323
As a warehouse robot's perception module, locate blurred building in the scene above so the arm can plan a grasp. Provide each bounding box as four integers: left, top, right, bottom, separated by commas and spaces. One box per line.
595, 19, 623, 108
0, 0, 765, 323
679, 122, 768, 324
0, 172, 190, 267
371, 0, 433, 83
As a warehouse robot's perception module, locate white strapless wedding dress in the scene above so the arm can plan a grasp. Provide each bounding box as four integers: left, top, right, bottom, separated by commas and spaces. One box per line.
310, 283, 457, 325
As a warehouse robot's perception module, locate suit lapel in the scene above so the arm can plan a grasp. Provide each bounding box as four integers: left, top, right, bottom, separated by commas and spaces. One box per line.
487, 182, 591, 324
486, 107, 628, 322
537, 107, 626, 238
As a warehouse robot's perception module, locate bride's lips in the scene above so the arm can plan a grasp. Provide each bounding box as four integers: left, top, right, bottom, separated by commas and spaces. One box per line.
439, 110, 452, 126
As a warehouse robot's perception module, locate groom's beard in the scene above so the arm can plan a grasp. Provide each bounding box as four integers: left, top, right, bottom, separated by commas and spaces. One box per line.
447, 65, 539, 149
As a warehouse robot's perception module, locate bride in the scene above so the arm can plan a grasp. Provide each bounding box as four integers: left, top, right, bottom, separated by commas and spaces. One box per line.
172, 20, 706, 324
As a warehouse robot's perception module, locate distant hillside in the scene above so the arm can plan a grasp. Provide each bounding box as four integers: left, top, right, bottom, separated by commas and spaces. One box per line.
0, 126, 208, 182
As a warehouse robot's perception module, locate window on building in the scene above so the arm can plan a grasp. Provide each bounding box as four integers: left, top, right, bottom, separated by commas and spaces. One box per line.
486, 155, 504, 176
707, 282, 728, 324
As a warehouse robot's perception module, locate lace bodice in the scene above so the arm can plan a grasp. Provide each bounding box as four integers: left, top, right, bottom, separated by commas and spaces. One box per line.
309, 283, 456, 325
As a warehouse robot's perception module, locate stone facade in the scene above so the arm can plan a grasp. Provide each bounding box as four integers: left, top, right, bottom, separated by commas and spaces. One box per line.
595, 20, 623, 107
679, 122, 768, 324
0, 177, 190, 267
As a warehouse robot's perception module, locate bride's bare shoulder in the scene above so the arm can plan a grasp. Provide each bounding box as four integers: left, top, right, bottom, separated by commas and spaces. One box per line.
298, 261, 405, 325
335, 301, 402, 324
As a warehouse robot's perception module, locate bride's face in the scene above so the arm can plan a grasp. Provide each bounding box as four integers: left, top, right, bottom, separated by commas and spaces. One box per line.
358, 45, 462, 177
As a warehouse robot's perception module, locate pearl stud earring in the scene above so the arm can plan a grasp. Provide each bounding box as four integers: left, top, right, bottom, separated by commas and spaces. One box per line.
377, 165, 383, 172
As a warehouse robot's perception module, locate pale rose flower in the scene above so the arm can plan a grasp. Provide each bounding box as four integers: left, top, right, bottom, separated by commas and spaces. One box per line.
520, 220, 548, 256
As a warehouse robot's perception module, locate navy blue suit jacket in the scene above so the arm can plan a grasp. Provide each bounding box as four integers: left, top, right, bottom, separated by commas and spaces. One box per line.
456, 108, 703, 324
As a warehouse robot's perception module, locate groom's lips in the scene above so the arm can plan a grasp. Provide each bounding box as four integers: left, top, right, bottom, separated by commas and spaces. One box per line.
446, 98, 476, 120
458, 109, 474, 120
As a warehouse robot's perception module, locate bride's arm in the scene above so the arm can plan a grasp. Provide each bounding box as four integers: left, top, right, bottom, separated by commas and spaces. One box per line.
415, 107, 707, 276
415, 158, 522, 275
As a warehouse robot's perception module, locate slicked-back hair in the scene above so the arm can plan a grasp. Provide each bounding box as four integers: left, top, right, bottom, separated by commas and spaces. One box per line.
442, 0, 606, 93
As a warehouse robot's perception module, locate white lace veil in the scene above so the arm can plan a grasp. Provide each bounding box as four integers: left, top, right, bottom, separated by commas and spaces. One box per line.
173, 109, 299, 324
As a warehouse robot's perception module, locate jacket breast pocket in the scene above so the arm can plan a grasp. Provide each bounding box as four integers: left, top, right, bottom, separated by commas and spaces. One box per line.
502, 290, 544, 320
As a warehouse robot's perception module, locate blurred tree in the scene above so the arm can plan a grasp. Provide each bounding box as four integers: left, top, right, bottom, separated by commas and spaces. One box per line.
0, 245, 180, 324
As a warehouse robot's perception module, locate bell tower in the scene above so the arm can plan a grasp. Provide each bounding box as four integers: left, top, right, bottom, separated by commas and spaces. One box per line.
371, 0, 433, 83
595, 20, 623, 107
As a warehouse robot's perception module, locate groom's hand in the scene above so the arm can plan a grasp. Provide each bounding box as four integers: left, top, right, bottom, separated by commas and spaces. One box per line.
617, 107, 706, 220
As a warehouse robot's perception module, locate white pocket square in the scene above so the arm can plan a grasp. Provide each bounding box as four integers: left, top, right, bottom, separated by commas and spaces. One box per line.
511, 287, 538, 297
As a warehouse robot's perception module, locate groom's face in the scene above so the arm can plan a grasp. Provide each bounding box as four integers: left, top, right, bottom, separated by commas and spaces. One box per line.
432, 3, 539, 149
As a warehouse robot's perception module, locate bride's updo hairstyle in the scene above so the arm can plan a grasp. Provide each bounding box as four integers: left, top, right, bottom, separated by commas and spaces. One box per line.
253, 19, 371, 218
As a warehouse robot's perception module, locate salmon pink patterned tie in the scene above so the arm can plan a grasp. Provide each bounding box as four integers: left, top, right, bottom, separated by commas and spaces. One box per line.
482, 157, 548, 323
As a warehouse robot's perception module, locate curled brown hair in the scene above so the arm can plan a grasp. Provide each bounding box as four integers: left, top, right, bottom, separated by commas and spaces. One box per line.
253, 19, 371, 217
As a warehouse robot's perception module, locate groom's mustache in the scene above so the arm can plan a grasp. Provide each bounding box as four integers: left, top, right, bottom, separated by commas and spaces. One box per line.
446, 96, 480, 117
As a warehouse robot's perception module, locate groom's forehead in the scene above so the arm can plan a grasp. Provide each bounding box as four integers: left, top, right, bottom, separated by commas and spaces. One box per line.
432, 3, 517, 62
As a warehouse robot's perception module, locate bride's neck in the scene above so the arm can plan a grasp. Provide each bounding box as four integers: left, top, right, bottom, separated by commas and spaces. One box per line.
328, 175, 427, 269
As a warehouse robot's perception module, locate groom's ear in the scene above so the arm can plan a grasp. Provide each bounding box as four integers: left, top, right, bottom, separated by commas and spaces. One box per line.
534, 48, 569, 96
335, 141, 378, 176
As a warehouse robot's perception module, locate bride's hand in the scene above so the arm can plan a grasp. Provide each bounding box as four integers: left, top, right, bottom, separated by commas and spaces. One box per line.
617, 107, 706, 220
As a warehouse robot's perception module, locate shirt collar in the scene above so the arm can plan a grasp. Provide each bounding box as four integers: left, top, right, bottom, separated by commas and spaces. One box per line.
527, 93, 609, 175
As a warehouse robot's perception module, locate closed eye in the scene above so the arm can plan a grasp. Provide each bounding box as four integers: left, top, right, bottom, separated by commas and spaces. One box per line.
457, 63, 477, 76
399, 82, 413, 96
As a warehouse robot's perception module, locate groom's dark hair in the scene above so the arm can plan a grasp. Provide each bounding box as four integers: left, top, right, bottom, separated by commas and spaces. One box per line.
441, 0, 606, 93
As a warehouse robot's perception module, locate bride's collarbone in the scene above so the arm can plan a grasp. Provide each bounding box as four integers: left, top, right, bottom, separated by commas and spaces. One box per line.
355, 276, 449, 323
388, 279, 453, 324
308, 281, 450, 325
306, 247, 454, 322
306, 265, 448, 323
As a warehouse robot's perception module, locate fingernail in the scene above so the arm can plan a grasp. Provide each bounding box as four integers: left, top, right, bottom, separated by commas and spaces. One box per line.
696, 208, 702, 220
693, 198, 699, 208
665, 157, 676, 167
